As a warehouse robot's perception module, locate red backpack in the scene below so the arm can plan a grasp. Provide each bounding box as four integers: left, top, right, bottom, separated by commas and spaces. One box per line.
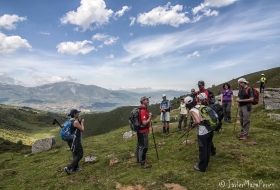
245, 87, 259, 105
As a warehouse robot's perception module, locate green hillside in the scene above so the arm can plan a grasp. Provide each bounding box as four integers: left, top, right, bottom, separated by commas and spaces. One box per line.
208, 66, 280, 95
0, 103, 279, 189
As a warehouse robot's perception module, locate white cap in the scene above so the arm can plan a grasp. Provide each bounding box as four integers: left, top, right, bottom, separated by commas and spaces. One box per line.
162, 94, 166, 97
238, 78, 249, 83
184, 96, 194, 104
261, 73, 265, 76
197, 93, 208, 100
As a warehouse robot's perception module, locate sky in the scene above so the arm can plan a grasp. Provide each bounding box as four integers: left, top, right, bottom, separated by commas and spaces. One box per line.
0, 0, 279, 91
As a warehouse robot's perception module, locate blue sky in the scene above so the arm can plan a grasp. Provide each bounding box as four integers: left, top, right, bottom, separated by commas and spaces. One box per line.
0, 0, 279, 90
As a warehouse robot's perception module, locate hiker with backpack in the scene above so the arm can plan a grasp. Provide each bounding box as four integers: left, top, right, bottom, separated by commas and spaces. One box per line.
135, 96, 153, 169
64, 109, 85, 175
184, 96, 214, 172
236, 78, 254, 140
220, 83, 234, 123
196, 80, 216, 105
160, 94, 171, 135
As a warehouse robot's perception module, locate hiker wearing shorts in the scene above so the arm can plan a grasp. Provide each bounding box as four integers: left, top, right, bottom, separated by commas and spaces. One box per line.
136, 96, 152, 169
160, 94, 170, 134
236, 78, 254, 140
185, 96, 213, 172
221, 83, 234, 123
64, 109, 84, 175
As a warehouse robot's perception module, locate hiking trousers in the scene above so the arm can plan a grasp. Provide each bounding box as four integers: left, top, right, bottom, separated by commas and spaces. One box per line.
222, 101, 232, 121
135, 132, 149, 166
197, 131, 213, 172
239, 105, 251, 137
178, 114, 187, 129
67, 140, 84, 171
260, 82, 265, 93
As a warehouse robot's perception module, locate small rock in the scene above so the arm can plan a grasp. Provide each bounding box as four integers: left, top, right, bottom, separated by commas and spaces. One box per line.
109, 158, 119, 166
182, 140, 192, 145
85, 156, 98, 163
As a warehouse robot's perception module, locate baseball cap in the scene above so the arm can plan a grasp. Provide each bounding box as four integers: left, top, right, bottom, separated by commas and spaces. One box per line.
184, 96, 194, 104
197, 93, 208, 100
68, 109, 81, 116
140, 96, 150, 102
162, 94, 166, 97
197, 80, 205, 86
238, 78, 249, 84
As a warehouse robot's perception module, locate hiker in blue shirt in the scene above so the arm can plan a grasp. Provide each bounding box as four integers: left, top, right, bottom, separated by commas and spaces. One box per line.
160, 94, 171, 134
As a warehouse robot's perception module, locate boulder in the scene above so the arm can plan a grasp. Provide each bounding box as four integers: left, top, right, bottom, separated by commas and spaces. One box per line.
263, 88, 280, 110
31, 138, 58, 154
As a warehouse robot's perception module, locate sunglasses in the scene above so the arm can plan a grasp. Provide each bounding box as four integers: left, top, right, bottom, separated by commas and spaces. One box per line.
191, 91, 195, 92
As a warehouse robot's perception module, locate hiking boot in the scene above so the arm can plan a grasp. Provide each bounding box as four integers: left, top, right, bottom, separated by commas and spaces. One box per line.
141, 164, 152, 169
162, 127, 166, 134
64, 167, 70, 175
73, 168, 82, 173
193, 164, 200, 171
237, 134, 243, 138
239, 136, 248, 140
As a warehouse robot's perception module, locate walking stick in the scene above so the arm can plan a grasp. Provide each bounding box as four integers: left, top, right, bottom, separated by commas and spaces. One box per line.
52, 119, 62, 128
150, 119, 159, 160
233, 106, 239, 132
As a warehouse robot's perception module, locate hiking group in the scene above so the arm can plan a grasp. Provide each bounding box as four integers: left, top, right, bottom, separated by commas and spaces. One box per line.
60, 74, 262, 174
132, 77, 259, 172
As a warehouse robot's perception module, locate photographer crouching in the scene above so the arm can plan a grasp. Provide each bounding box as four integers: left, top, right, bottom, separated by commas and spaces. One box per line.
64, 109, 85, 175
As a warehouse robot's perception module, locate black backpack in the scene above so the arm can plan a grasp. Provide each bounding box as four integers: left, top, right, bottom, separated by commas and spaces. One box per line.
128, 107, 143, 132
207, 90, 216, 105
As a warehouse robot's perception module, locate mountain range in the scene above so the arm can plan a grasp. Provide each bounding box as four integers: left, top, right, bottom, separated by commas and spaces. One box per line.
0, 82, 186, 112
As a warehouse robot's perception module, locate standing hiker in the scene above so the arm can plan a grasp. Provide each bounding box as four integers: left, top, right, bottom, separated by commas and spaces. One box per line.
160, 94, 171, 134
176, 97, 188, 131
184, 96, 213, 172
260, 73, 267, 93
220, 83, 234, 123
64, 109, 84, 175
236, 78, 254, 140
190, 88, 197, 99
136, 96, 153, 169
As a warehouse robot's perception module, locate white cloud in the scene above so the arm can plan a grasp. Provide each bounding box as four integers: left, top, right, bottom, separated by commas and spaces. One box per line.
33, 75, 76, 84
0, 14, 26, 30
106, 54, 114, 59
115, 6, 131, 17
192, 3, 218, 22
0, 73, 25, 85
187, 51, 200, 58
60, 0, 113, 31
92, 33, 119, 45
137, 2, 190, 27
40, 31, 50, 35
129, 17, 136, 26
0, 32, 32, 54
129, 33, 133, 36
205, 0, 238, 8
56, 40, 95, 55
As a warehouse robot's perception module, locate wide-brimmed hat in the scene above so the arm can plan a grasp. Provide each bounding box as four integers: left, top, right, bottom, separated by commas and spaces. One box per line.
261, 73, 265, 76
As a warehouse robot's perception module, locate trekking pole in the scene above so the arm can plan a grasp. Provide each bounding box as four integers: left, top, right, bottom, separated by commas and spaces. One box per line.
233, 106, 239, 132
52, 119, 62, 128
178, 126, 193, 140
150, 119, 159, 160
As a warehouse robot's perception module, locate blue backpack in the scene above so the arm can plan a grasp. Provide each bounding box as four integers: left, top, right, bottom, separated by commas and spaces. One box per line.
60, 119, 75, 142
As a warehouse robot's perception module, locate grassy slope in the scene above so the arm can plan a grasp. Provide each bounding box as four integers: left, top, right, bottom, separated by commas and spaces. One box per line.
0, 104, 279, 190
208, 66, 280, 95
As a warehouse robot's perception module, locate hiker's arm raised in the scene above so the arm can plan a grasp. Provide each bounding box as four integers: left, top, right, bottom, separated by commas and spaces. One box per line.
142, 113, 152, 126
73, 119, 84, 132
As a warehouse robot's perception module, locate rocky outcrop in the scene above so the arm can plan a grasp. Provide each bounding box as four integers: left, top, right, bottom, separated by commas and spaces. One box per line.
263, 88, 280, 110
31, 138, 58, 153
